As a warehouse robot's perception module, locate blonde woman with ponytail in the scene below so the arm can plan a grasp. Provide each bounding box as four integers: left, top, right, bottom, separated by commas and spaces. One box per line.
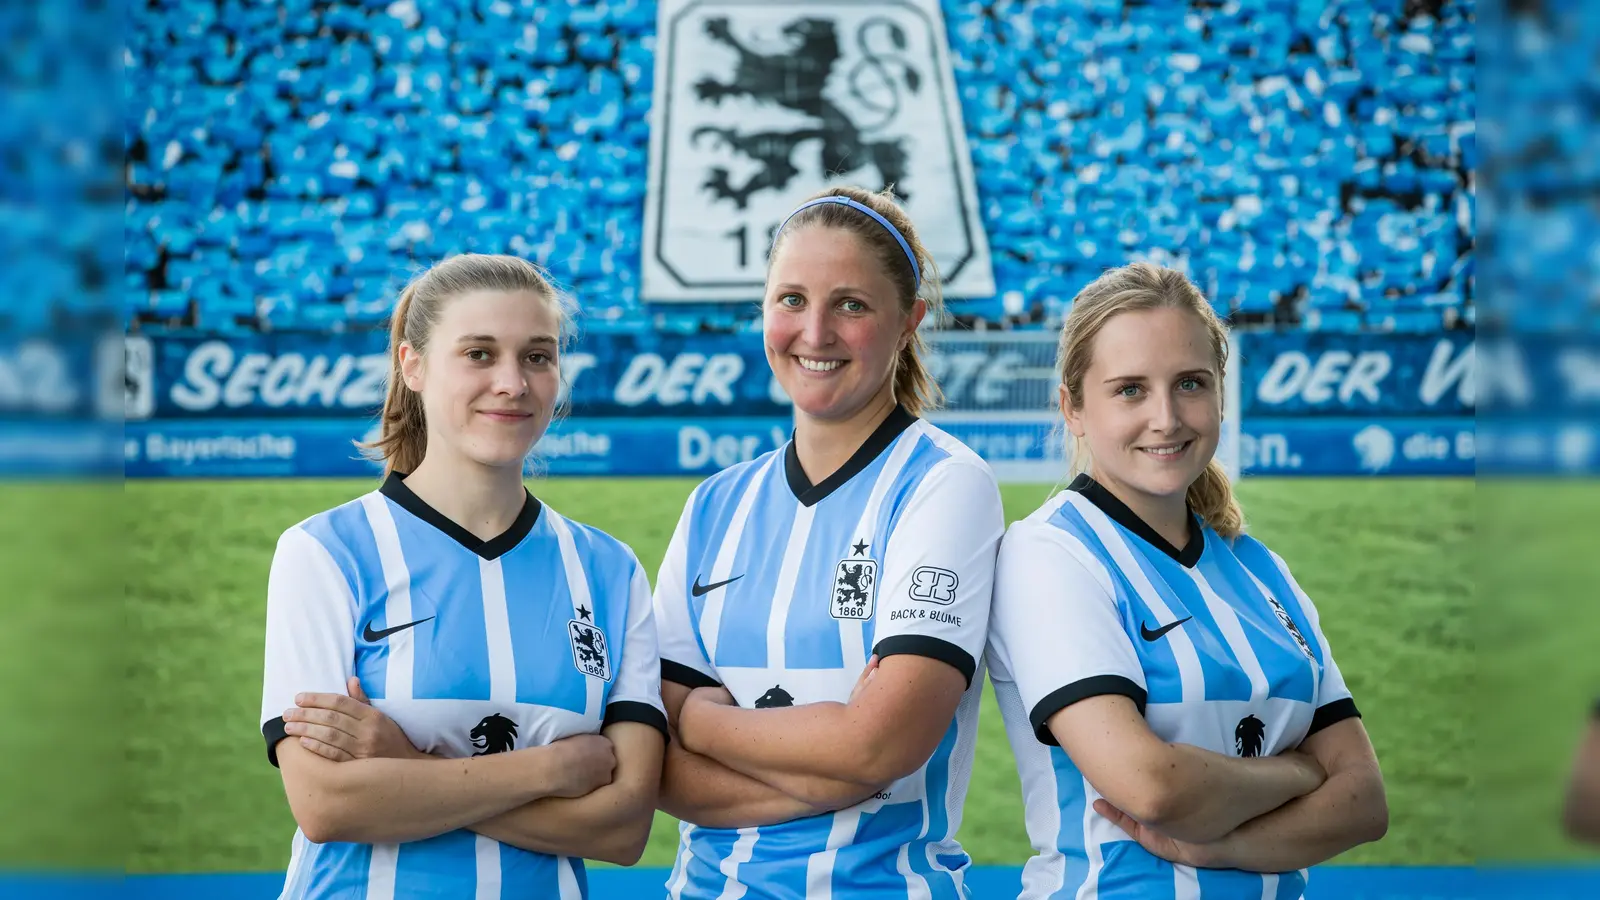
258, 254, 667, 899
986, 263, 1388, 898
652, 186, 1004, 898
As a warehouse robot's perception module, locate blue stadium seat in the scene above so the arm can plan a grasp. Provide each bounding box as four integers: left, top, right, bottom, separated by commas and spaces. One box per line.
120, 0, 1473, 334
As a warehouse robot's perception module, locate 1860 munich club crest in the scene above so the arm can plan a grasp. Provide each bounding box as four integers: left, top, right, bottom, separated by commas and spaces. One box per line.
642, 0, 993, 301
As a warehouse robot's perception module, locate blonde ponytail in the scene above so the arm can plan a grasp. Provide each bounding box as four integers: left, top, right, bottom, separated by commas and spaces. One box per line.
360, 283, 427, 475
1186, 458, 1243, 539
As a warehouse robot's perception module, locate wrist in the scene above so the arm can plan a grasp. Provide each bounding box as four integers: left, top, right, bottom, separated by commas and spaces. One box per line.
679, 696, 713, 755
1190, 832, 1234, 869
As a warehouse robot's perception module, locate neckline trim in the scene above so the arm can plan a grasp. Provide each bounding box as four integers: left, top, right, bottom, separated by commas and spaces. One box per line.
784, 405, 918, 507
380, 472, 543, 560
1067, 473, 1204, 568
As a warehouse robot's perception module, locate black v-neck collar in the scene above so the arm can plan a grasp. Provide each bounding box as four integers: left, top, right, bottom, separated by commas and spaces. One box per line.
784, 405, 917, 507
380, 472, 542, 561
1067, 473, 1204, 568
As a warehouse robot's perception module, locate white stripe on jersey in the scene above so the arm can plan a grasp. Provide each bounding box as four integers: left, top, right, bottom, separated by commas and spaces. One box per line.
479, 557, 516, 704
894, 842, 932, 900
717, 827, 760, 900
361, 492, 416, 702
1260, 873, 1280, 900
474, 834, 501, 900
702, 455, 779, 662
278, 830, 309, 900
366, 842, 398, 900
1184, 566, 1270, 703
1176, 863, 1200, 898
839, 428, 920, 668
549, 509, 603, 718
667, 821, 695, 900
557, 856, 582, 899
806, 808, 863, 899
1067, 493, 1207, 704
1078, 775, 1106, 900
766, 502, 816, 670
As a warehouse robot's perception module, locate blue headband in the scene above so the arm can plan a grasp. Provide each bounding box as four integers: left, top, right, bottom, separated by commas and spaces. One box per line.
773, 195, 922, 290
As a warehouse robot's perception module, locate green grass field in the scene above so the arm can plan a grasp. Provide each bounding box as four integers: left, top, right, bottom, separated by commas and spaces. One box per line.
39, 474, 1566, 873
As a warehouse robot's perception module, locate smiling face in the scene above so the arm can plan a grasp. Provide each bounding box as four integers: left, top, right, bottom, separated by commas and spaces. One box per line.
1062, 306, 1222, 511
763, 225, 925, 423
399, 289, 562, 472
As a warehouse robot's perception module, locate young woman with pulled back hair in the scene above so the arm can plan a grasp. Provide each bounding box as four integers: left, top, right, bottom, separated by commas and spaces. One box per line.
259, 253, 667, 898
651, 186, 1005, 897
986, 262, 1388, 898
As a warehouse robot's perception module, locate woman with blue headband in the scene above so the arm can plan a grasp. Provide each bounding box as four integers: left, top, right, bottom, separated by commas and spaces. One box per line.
652, 185, 1004, 898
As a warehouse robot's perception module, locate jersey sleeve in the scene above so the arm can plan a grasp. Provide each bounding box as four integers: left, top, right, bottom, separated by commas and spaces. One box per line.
987, 519, 1148, 746
1268, 548, 1361, 737
601, 551, 670, 739
259, 525, 358, 767
652, 489, 721, 689
870, 459, 1004, 689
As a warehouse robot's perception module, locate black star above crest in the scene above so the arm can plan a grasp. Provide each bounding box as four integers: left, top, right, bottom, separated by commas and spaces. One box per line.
851, 539, 868, 556
577, 604, 592, 621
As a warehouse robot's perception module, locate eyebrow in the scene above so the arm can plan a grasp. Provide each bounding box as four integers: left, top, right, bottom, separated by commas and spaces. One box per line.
1101, 368, 1214, 383
456, 334, 559, 346
773, 283, 877, 298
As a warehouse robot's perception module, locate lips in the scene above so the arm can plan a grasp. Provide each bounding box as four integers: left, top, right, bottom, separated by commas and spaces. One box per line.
795, 356, 845, 373
480, 410, 533, 421
1140, 440, 1192, 459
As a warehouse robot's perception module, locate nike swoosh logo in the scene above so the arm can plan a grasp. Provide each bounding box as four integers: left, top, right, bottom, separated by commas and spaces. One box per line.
363, 616, 434, 642
1140, 616, 1192, 642
691, 574, 743, 597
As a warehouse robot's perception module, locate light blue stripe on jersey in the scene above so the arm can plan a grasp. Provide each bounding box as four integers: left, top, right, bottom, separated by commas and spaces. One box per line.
905, 718, 963, 898
302, 501, 392, 700
683, 460, 768, 665
289, 841, 371, 899
497, 512, 587, 713
388, 505, 493, 701
392, 830, 479, 897
1124, 538, 1254, 702
563, 517, 637, 692
712, 467, 794, 669
1233, 537, 1327, 669
1048, 744, 1092, 899
1098, 840, 1175, 898
1048, 501, 1188, 704
680, 826, 747, 898
783, 445, 886, 669
1198, 542, 1316, 702
1277, 871, 1308, 898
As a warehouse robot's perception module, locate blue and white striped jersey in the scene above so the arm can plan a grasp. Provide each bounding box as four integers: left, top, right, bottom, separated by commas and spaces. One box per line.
987, 475, 1360, 900
259, 473, 667, 900
654, 407, 1005, 900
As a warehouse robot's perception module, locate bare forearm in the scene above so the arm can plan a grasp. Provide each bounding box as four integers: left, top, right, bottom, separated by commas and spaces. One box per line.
682, 701, 885, 786
287, 749, 553, 844
1151, 745, 1322, 843
659, 742, 826, 828
1206, 767, 1389, 872
470, 782, 653, 863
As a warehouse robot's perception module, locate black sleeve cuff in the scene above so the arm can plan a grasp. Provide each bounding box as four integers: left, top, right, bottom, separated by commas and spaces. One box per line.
263, 716, 289, 768
661, 659, 721, 689
1307, 698, 1362, 737
872, 635, 977, 689
604, 700, 670, 741
1029, 675, 1148, 746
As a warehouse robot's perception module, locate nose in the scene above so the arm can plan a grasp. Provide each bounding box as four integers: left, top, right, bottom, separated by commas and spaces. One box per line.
492, 357, 529, 398
798, 303, 835, 350
1148, 388, 1181, 434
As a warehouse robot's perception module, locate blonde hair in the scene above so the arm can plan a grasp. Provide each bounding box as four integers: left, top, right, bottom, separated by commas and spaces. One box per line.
768, 185, 945, 416
361, 253, 567, 476
1056, 262, 1244, 538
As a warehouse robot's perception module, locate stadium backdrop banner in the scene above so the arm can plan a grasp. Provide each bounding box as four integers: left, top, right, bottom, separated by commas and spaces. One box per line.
638, 0, 996, 301
126, 331, 1475, 420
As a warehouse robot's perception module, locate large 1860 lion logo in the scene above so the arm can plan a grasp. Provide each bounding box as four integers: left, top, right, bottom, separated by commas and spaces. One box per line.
690, 16, 914, 209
